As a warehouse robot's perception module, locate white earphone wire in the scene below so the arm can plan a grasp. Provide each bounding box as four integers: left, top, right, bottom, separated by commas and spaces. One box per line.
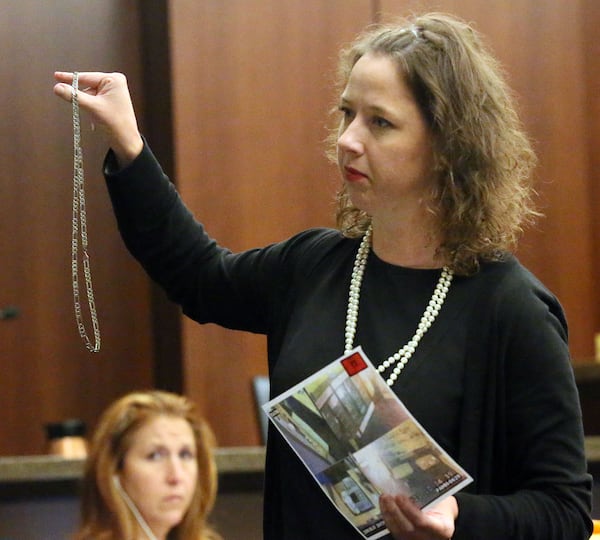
113, 475, 158, 540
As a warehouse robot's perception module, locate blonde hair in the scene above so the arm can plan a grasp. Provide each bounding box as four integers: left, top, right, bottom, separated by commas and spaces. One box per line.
328, 13, 539, 275
73, 390, 221, 540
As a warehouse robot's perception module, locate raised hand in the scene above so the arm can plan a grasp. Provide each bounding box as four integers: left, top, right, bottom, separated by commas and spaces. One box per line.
53, 71, 143, 166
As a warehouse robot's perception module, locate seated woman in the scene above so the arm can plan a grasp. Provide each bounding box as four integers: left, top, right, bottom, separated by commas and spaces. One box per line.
73, 390, 222, 540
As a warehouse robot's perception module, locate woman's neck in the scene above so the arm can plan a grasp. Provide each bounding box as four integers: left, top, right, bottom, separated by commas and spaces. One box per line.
370, 218, 444, 269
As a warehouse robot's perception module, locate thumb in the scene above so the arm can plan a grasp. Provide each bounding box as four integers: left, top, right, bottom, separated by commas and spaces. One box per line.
53, 83, 97, 115
53, 82, 75, 103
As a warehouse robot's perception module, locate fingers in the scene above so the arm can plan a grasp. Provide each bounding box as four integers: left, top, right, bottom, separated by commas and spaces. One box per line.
53, 71, 125, 101
53, 82, 74, 102
54, 71, 117, 87
53, 71, 74, 85
393, 495, 425, 524
52, 82, 96, 104
380, 494, 420, 534
380, 494, 456, 540
52, 69, 142, 164
53, 71, 95, 103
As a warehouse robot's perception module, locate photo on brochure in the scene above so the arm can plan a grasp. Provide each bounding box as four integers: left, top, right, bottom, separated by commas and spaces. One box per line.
263, 347, 473, 539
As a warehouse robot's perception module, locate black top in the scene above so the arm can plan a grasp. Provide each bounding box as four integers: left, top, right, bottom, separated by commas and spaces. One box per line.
105, 143, 592, 539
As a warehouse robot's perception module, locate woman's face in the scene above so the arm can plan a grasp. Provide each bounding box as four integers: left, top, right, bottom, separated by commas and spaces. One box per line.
337, 52, 435, 225
119, 415, 198, 539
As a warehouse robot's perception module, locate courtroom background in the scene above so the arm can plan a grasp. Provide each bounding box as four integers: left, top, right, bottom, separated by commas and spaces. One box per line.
1, 0, 599, 456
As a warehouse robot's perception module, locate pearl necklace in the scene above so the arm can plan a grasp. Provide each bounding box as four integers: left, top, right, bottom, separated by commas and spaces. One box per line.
344, 226, 453, 386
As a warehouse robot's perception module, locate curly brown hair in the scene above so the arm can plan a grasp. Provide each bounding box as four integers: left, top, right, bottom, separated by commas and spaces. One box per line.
328, 13, 539, 275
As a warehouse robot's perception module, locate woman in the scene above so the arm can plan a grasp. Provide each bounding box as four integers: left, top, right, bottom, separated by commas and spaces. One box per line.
55, 12, 592, 540
73, 390, 221, 540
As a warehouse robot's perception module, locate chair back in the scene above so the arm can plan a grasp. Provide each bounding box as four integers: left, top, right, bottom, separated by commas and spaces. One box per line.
252, 375, 270, 444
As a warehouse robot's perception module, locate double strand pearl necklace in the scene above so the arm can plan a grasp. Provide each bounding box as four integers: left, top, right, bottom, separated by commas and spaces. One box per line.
344, 226, 453, 386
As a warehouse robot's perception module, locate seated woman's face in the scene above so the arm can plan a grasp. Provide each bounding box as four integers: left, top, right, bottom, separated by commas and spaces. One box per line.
120, 414, 198, 537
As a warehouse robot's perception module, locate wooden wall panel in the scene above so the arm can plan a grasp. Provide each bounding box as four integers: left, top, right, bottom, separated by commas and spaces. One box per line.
583, 0, 600, 341
167, 0, 373, 445
379, 0, 596, 360
0, 0, 600, 455
0, 1, 153, 455
139, 1, 184, 394
2, 0, 597, 455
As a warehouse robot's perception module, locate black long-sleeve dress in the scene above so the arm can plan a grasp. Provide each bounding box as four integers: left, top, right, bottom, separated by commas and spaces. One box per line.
104, 143, 592, 540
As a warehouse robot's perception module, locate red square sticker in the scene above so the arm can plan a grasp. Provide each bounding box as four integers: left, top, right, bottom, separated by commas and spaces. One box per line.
342, 352, 367, 376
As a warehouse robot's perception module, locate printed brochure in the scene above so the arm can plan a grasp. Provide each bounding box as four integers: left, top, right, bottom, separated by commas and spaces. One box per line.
262, 347, 472, 539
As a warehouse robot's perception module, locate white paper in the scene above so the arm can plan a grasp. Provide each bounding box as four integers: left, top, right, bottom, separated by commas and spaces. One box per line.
263, 346, 472, 539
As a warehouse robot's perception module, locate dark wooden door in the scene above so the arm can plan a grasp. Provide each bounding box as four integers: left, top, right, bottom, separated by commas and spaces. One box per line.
0, 1, 154, 455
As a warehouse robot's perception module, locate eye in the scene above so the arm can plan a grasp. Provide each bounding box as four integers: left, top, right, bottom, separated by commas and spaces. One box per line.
180, 448, 196, 460
338, 105, 355, 123
147, 448, 167, 461
372, 115, 393, 129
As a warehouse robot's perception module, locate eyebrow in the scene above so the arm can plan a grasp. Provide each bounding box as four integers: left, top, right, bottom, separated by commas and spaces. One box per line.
339, 96, 396, 119
138, 440, 194, 450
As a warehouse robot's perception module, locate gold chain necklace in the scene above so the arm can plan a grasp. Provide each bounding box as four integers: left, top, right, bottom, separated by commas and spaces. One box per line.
71, 72, 101, 352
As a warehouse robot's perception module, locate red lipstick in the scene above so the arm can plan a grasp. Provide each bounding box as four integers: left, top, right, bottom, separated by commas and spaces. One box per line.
344, 166, 367, 182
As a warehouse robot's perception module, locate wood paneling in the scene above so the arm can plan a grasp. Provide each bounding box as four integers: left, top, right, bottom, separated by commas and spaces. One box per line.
379, 0, 597, 360
166, 0, 600, 446
0, 1, 153, 455
167, 0, 373, 445
139, 0, 184, 394
583, 0, 600, 340
1, 0, 598, 454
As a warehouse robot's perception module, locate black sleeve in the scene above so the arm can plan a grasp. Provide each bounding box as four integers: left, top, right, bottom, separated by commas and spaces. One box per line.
454, 271, 592, 539
103, 141, 338, 333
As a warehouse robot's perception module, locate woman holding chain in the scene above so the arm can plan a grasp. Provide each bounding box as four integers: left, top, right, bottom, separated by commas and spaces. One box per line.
54, 12, 592, 540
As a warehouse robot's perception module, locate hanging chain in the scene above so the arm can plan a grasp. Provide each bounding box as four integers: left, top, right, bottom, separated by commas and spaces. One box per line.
71, 72, 101, 352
